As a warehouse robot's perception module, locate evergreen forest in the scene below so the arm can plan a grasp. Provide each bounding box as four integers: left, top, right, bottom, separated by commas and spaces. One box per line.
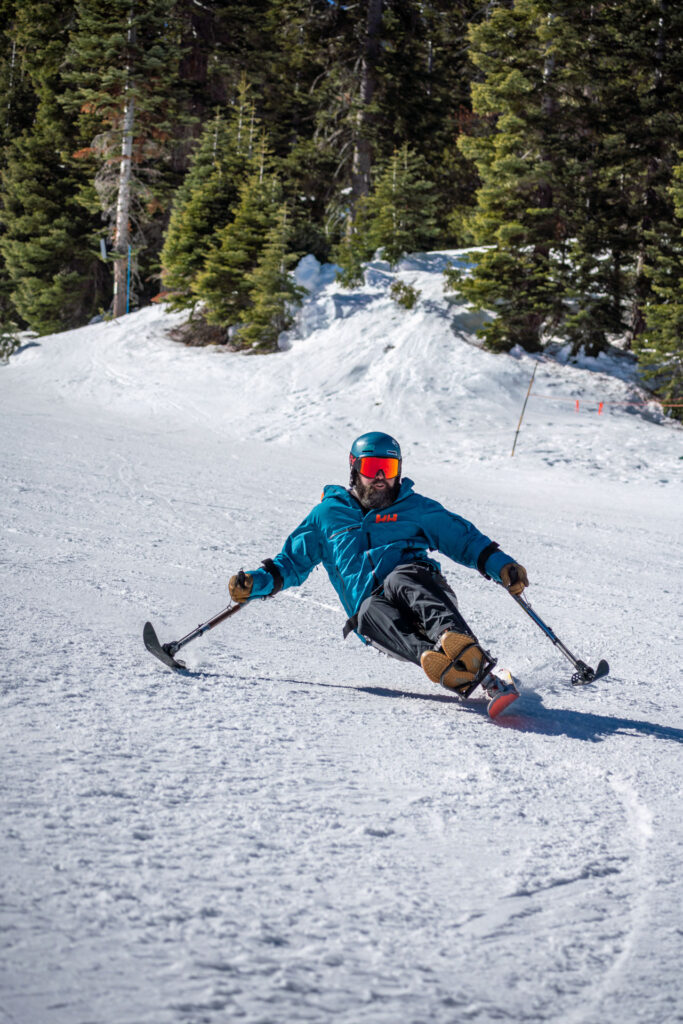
0, 0, 681, 412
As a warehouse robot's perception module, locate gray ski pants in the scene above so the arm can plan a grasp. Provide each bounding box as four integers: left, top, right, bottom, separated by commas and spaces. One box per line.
355, 562, 475, 664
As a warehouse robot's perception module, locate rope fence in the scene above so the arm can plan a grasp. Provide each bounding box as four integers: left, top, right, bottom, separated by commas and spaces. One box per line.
530, 394, 683, 411
510, 365, 681, 456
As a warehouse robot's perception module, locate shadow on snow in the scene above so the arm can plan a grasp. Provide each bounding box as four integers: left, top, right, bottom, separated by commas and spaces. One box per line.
165, 667, 682, 746
277, 678, 683, 746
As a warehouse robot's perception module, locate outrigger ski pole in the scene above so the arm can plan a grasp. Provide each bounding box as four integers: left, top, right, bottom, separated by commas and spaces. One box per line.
143, 574, 247, 671
143, 604, 243, 670
506, 581, 609, 684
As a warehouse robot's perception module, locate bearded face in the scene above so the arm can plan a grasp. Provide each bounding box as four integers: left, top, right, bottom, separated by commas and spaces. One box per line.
352, 472, 400, 511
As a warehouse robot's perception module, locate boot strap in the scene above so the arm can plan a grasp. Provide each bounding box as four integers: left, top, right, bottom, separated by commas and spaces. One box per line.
441, 649, 498, 696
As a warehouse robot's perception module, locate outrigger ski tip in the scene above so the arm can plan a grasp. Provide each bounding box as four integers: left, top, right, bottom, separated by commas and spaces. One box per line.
595, 658, 610, 679
572, 657, 610, 685
143, 602, 242, 672
143, 621, 187, 671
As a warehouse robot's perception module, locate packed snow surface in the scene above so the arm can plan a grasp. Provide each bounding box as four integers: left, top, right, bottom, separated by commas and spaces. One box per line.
1, 253, 681, 1024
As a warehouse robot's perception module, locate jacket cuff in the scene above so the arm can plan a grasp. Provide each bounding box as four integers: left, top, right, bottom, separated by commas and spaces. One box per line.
247, 568, 275, 598
485, 550, 516, 584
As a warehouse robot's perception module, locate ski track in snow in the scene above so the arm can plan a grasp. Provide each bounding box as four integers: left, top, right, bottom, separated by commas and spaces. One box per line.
1, 254, 682, 1024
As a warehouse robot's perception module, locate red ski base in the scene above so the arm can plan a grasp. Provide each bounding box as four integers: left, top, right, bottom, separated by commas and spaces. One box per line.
485, 670, 520, 719
487, 690, 520, 718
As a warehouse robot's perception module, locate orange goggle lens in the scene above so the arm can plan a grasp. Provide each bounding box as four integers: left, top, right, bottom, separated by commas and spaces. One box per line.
357, 456, 400, 479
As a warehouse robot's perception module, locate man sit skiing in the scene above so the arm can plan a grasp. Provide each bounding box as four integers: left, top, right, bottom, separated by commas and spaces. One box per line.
229, 432, 528, 715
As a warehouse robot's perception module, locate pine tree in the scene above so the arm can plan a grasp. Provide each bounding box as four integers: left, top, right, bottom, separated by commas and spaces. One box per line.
332, 197, 376, 288
64, 0, 185, 314
365, 144, 438, 265
0, 110, 106, 333
333, 143, 438, 282
161, 81, 264, 310
454, 0, 683, 356
0, 0, 105, 334
551, 0, 682, 355
270, 0, 372, 248
267, 1, 479, 256
449, 1, 561, 352
255, 1, 340, 261
634, 156, 683, 418
0, 0, 35, 328
239, 205, 305, 351
378, 1, 480, 244
533, 2, 625, 354
192, 169, 282, 327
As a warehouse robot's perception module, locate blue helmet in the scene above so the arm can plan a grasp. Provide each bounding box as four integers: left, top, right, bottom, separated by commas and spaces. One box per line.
349, 431, 402, 485
350, 431, 402, 461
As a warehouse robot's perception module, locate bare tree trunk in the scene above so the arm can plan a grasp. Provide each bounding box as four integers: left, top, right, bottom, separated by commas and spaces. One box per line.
351, 0, 383, 208
7, 39, 16, 105
113, 14, 135, 318
629, 0, 668, 345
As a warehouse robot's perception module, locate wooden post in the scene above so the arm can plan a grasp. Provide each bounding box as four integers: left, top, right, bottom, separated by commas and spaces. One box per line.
511, 362, 538, 457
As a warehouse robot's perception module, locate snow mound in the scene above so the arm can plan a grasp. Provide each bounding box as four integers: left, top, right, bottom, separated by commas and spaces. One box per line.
5, 250, 679, 484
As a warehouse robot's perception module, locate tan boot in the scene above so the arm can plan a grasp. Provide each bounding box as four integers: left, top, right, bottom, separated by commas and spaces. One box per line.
420, 631, 484, 693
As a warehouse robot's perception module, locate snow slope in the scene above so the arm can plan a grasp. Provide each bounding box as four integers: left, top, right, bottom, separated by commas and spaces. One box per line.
1, 253, 681, 1024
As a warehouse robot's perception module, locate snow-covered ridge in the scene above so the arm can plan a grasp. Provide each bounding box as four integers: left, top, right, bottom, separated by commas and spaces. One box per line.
6, 250, 679, 484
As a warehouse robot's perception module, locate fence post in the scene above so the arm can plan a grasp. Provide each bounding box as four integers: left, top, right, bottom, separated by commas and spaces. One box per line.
511, 362, 538, 457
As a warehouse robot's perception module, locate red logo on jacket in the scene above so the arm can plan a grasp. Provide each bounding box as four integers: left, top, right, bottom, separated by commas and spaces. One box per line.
376, 513, 398, 523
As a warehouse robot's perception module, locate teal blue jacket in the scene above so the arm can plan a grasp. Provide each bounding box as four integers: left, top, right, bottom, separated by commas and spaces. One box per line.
243, 478, 516, 618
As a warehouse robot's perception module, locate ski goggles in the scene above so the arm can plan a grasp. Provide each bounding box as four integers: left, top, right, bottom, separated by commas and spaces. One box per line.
355, 455, 400, 479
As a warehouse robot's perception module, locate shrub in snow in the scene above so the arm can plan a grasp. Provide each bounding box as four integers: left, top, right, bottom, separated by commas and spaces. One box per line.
389, 280, 420, 310
0, 326, 20, 364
